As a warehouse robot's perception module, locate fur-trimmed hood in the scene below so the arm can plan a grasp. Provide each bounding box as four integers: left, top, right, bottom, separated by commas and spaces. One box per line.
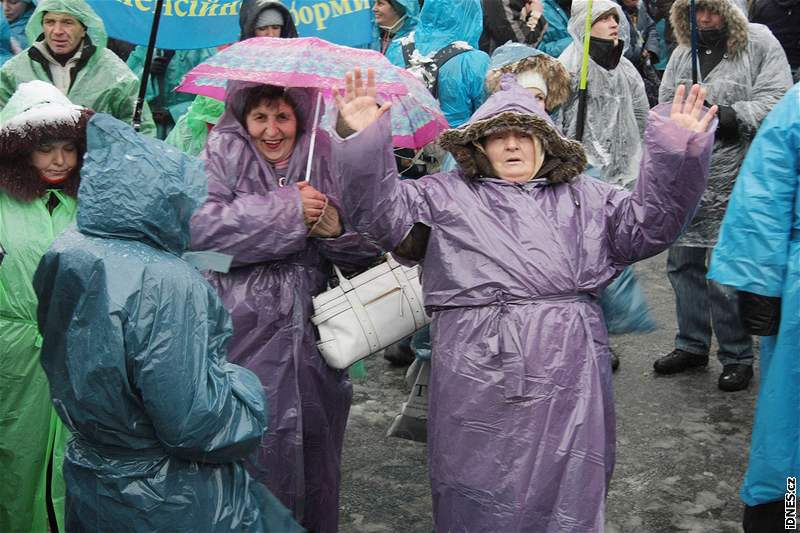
670, 0, 749, 55
440, 75, 586, 183
0, 81, 92, 202
485, 43, 571, 112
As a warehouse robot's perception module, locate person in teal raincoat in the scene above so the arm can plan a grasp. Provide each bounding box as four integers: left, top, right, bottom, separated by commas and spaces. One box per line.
0, 0, 156, 136
394, 0, 489, 127
3, 0, 34, 51
0, 80, 90, 533
0, 15, 12, 65
373, 0, 418, 62
708, 82, 800, 533
538, 0, 572, 56
33, 112, 303, 533
126, 46, 216, 139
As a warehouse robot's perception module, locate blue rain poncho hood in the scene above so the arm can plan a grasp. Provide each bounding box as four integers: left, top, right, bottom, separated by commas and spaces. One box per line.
381, 0, 419, 36
414, 0, 483, 52
77, 114, 205, 254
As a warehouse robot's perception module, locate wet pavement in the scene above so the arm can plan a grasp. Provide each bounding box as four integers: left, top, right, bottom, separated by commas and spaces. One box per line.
338, 253, 758, 533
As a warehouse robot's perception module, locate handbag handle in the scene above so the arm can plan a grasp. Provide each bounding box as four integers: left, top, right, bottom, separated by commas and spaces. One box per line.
332, 264, 354, 292
333, 253, 399, 293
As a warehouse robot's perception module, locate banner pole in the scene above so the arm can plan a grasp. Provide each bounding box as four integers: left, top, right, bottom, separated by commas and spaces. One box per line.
133, 0, 165, 132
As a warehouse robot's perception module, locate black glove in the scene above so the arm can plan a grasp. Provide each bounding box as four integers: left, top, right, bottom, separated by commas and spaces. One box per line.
738, 291, 781, 336
150, 55, 172, 77
705, 101, 738, 141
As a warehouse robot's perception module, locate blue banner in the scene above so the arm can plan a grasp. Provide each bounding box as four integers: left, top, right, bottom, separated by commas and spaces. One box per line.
282, 0, 374, 47
86, 0, 374, 50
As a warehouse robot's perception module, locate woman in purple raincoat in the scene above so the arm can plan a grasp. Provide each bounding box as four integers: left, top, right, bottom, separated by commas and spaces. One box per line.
331, 72, 717, 531
190, 81, 380, 532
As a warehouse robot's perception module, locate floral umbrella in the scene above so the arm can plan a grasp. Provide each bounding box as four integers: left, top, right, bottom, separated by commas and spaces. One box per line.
176, 37, 449, 150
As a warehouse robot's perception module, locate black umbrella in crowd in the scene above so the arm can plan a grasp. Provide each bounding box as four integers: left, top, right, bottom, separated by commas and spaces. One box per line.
132, 0, 166, 132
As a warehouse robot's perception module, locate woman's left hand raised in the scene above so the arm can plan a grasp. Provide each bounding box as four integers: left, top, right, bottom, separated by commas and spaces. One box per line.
669, 84, 718, 133
335, 67, 392, 137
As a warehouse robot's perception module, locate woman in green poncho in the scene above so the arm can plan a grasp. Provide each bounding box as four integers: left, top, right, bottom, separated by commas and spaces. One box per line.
0, 80, 92, 533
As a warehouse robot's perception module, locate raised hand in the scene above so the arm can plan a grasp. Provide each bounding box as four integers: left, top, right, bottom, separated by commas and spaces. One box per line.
297, 181, 327, 228
669, 84, 718, 133
334, 67, 392, 137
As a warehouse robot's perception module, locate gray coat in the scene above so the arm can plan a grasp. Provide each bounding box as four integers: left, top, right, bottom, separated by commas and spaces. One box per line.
659, 0, 792, 247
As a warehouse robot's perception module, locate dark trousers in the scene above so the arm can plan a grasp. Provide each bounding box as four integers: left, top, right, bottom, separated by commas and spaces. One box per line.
743, 500, 790, 533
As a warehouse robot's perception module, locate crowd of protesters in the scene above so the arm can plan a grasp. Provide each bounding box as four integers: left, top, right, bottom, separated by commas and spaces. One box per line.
0, 0, 797, 531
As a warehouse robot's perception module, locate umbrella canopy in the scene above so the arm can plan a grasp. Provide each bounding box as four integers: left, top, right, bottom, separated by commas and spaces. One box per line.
176, 37, 449, 149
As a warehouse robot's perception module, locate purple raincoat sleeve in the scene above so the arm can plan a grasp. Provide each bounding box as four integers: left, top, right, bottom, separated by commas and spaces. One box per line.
191, 148, 308, 267
332, 114, 433, 252
605, 106, 715, 265
312, 190, 383, 270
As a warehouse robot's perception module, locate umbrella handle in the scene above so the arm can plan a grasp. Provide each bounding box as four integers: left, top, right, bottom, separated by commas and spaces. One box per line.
304, 92, 324, 185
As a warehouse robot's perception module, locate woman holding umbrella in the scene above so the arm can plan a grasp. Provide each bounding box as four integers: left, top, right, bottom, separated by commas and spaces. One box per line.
332, 70, 717, 530
189, 80, 383, 532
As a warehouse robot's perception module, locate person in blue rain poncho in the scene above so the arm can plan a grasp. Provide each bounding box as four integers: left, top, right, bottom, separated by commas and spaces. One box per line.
0, 15, 12, 65
373, 0, 418, 61
393, 0, 490, 128
538, 0, 572, 56
3, 0, 34, 52
708, 82, 800, 533
32, 113, 302, 533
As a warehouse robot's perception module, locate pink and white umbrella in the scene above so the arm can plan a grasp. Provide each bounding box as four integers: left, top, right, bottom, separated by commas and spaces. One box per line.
176, 37, 449, 151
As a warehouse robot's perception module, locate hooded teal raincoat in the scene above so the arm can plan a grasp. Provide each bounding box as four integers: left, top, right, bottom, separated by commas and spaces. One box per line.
392, 0, 489, 127
33, 113, 302, 533
377, 0, 419, 62
709, 83, 800, 508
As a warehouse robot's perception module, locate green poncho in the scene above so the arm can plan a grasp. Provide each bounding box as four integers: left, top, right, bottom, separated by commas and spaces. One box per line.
0, 0, 155, 136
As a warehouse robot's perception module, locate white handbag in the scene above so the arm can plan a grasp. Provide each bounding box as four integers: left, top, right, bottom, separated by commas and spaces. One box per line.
311, 254, 430, 369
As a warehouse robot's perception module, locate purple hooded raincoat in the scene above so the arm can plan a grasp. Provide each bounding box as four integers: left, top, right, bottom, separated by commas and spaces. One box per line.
333, 80, 715, 531
190, 81, 379, 532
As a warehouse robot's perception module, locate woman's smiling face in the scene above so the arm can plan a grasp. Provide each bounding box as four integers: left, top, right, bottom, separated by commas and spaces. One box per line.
245, 98, 298, 163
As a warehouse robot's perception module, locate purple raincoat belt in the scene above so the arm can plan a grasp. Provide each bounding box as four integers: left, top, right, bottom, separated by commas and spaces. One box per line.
431, 293, 595, 401
491, 293, 594, 402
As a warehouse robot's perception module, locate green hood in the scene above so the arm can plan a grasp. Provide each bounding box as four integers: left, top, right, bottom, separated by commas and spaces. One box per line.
25, 0, 107, 50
